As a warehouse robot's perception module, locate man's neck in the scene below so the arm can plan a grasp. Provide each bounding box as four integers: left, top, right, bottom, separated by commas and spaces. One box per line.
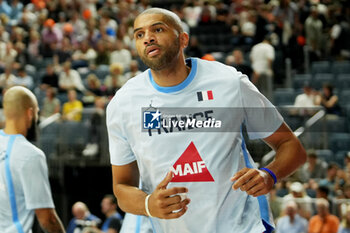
3, 119, 27, 136
150, 57, 190, 87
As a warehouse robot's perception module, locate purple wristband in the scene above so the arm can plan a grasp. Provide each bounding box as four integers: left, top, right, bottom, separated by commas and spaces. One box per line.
260, 167, 277, 184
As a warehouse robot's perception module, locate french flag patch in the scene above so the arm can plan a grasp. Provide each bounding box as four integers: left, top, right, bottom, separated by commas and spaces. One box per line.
197, 90, 213, 101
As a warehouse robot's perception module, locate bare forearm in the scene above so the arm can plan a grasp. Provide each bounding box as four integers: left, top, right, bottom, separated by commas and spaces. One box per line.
114, 183, 148, 216
36, 209, 65, 233
266, 137, 306, 181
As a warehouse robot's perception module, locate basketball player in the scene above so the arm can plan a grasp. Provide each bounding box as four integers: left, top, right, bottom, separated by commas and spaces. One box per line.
0, 86, 65, 233
106, 8, 307, 233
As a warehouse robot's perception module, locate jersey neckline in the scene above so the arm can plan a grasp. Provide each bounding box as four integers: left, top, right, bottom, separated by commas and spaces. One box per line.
0, 130, 23, 137
148, 58, 197, 93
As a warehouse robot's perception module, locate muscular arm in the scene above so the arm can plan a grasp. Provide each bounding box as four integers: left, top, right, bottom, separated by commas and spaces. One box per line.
262, 122, 307, 179
112, 162, 190, 219
232, 122, 307, 196
35, 208, 65, 233
112, 161, 145, 215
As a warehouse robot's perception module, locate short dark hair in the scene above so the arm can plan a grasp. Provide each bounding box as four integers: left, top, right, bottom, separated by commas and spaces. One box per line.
318, 186, 329, 196
104, 194, 117, 205
137, 8, 184, 34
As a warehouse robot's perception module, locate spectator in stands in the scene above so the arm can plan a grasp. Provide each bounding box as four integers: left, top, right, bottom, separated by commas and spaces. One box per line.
27, 29, 41, 63
308, 198, 339, 233
315, 83, 341, 117
250, 35, 275, 100
109, 40, 132, 70
305, 6, 323, 62
294, 82, 318, 108
83, 73, 103, 105
82, 97, 107, 157
72, 40, 97, 69
13, 41, 29, 70
269, 186, 282, 220
40, 64, 59, 90
69, 11, 87, 44
59, 60, 86, 93
67, 201, 101, 233
319, 163, 345, 198
0, 65, 16, 92
316, 186, 336, 215
13, 66, 34, 90
54, 36, 73, 65
0, 41, 17, 67
338, 205, 350, 233
41, 18, 62, 58
275, 200, 308, 233
338, 185, 350, 218
276, 179, 289, 197
94, 40, 110, 67
103, 62, 125, 97
231, 49, 253, 79
299, 149, 328, 183
40, 87, 61, 120
100, 194, 123, 233
62, 89, 83, 122
283, 181, 314, 219
0, 24, 9, 42
124, 60, 142, 81
8, 0, 23, 25
185, 36, 203, 58
272, 0, 298, 47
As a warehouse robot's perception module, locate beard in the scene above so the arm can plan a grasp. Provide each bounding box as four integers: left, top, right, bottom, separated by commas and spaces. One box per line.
140, 38, 180, 71
26, 118, 39, 142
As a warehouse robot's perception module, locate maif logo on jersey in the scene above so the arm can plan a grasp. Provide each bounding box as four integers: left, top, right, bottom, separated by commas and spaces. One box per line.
143, 109, 161, 129
170, 142, 214, 182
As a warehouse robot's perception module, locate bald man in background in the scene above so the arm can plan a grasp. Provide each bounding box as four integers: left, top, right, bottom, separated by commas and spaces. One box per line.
66, 201, 101, 233
0, 86, 65, 233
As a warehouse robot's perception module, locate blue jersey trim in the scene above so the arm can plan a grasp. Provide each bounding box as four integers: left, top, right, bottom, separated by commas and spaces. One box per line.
148, 58, 197, 93
135, 215, 141, 233
4, 135, 25, 233
149, 217, 157, 233
240, 132, 274, 233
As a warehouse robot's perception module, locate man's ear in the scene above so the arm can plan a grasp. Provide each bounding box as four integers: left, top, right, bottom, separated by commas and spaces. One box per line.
180, 32, 189, 49
27, 107, 34, 123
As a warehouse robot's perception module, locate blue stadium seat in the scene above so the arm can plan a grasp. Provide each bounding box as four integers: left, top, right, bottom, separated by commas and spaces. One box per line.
315, 149, 334, 162
95, 65, 110, 80
339, 89, 350, 107
39, 122, 59, 158
312, 73, 335, 90
57, 121, 89, 156
284, 116, 304, 131
311, 61, 331, 74
293, 74, 312, 89
328, 133, 350, 153
326, 117, 348, 133
273, 88, 295, 106
336, 74, 350, 91
335, 150, 347, 168
332, 61, 350, 75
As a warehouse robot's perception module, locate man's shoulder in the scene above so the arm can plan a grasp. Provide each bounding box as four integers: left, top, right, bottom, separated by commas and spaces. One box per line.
14, 137, 46, 161
106, 71, 148, 112
328, 214, 340, 222
110, 71, 148, 99
196, 58, 242, 82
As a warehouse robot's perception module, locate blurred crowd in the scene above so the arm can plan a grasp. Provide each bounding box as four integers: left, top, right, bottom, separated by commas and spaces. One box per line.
0, 0, 349, 232
270, 149, 350, 233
